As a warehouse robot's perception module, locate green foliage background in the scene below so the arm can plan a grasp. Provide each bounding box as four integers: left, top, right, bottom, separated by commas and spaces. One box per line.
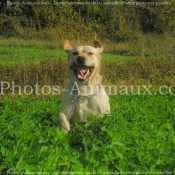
0, 0, 175, 41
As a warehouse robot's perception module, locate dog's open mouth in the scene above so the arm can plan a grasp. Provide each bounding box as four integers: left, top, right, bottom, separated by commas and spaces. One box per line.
70, 63, 94, 82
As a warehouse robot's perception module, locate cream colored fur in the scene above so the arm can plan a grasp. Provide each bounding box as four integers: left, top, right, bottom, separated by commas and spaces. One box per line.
57, 40, 110, 134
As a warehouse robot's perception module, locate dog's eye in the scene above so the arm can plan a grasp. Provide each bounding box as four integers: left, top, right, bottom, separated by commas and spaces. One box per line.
88, 52, 93, 55
73, 52, 78, 56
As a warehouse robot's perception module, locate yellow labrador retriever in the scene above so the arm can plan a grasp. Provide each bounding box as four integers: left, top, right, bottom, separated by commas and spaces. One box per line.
58, 40, 110, 134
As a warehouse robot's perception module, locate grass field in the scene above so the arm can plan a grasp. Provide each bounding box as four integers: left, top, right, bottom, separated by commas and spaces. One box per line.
0, 38, 138, 65
0, 37, 175, 174
0, 45, 137, 65
0, 45, 65, 65
0, 94, 174, 173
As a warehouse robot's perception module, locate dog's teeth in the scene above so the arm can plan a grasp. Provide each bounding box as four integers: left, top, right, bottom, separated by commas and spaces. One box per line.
85, 69, 89, 77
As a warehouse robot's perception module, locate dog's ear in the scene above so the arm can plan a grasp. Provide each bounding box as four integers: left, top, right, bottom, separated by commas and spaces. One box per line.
64, 40, 72, 53
94, 40, 103, 53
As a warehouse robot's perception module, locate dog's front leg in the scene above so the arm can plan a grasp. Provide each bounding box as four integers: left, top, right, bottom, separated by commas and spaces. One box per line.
57, 112, 70, 134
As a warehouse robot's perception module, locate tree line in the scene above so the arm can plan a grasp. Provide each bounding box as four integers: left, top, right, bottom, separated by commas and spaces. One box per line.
0, 0, 175, 41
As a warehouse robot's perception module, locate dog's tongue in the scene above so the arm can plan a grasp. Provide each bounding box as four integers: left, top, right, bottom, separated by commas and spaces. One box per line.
78, 67, 90, 79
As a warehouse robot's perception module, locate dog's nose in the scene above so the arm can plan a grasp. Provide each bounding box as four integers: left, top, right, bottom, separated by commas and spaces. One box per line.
77, 56, 85, 65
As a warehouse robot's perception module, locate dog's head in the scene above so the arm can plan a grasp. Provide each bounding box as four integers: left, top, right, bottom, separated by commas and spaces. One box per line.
64, 40, 103, 84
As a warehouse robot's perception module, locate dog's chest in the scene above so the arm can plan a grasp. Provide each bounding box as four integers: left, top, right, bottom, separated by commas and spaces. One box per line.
73, 96, 102, 122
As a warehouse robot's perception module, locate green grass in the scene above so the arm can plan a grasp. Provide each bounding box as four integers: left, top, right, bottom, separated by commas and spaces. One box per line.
0, 94, 174, 173
0, 36, 175, 173
0, 45, 65, 65
1, 35, 174, 65
0, 38, 60, 49
0, 44, 137, 65
102, 54, 138, 64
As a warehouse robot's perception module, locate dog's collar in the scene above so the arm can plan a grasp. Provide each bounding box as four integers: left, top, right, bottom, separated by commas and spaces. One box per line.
67, 84, 101, 117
